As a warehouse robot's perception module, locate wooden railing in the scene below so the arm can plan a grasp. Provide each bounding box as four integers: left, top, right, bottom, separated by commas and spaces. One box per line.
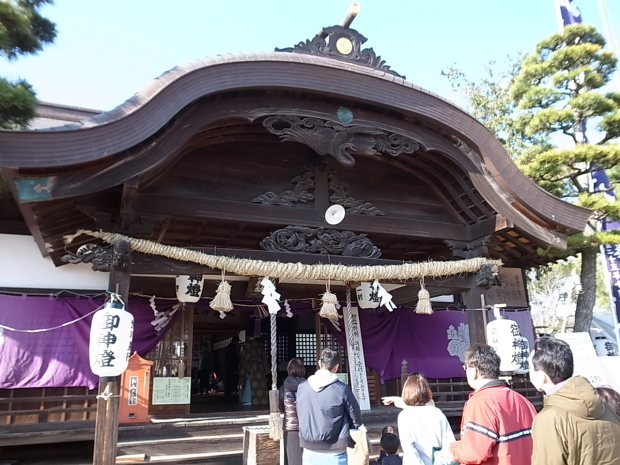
399, 360, 543, 417
0, 387, 97, 425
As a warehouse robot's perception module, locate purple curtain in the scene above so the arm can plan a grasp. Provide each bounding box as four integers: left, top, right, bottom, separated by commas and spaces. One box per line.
0, 295, 176, 389
327, 308, 535, 381
0, 293, 535, 389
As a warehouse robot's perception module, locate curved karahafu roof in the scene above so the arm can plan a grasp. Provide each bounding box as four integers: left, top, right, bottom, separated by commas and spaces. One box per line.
0, 26, 590, 266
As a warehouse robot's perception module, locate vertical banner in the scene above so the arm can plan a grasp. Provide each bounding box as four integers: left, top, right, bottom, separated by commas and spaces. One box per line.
559, 0, 583, 26
591, 169, 620, 353
342, 305, 371, 411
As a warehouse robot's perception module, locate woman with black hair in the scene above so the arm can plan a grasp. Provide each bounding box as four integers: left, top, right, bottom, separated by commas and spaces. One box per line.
279, 358, 306, 465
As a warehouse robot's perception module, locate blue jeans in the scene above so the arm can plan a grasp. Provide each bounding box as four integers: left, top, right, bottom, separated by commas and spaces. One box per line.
303, 449, 347, 465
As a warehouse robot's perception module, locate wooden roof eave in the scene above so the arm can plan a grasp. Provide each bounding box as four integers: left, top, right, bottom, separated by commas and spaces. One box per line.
0, 52, 590, 235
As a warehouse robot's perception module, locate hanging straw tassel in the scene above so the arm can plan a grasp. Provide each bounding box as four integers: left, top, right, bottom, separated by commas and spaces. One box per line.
319, 289, 339, 319
268, 312, 283, 441
415, 278, 433, 315
210, 274, 233, 312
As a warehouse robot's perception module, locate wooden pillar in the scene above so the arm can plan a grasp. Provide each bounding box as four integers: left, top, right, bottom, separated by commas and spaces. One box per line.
462, 289, 487, 346
93, 240, 132, 465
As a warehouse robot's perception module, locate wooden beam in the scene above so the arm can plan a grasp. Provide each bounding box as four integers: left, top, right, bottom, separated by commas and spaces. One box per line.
156, 216, 171, 243
119, 177, 139, 231
461, 289, 487, 346
133, 194, 470, 241
389, 274, 476, 305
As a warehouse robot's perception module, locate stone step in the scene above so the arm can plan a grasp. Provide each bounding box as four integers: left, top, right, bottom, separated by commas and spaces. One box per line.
116, 422, 393, 464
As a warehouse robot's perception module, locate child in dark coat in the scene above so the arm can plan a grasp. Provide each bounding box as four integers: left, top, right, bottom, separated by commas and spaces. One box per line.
379, 433, 402, 465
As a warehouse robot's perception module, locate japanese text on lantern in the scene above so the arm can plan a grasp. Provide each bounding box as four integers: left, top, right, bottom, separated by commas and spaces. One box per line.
94, 312, 121, 368
185, 275, 202, 298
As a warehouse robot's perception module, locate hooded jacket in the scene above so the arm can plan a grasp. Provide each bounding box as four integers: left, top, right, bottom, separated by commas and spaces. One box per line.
532, 375, 620, 465
296, 369, 363, 452
279, 375, 306, 432
449, 380, 537, 465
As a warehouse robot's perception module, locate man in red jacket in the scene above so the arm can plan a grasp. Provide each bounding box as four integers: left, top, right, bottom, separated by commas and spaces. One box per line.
447, 344, 537, 465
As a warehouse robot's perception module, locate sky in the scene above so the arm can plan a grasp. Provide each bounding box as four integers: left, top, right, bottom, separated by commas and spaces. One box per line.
3, 0, 620, 112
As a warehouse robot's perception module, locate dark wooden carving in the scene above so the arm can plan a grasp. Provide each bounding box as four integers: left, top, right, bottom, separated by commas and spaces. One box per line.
252, 164, 315, 206
275, 25, 405, 79
445, 235, 492, 259
260, 225, 381, 258
475, 263, 503, 289
112, 240, 131, 271
328, 172, 384, 216
61, 243, 114, 272
263, 115, 419, 167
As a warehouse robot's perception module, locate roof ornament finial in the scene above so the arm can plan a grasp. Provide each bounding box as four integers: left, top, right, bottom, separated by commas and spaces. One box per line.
276, 1, 404, 79
318, 1, 360, 38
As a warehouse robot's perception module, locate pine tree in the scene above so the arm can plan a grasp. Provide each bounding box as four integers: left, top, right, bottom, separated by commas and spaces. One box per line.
442, 57, 546, 159
0, 0, 56, 129
511, 24, 620, 332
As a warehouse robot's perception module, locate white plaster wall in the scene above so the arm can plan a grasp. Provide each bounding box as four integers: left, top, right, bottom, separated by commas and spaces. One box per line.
0, 234, 109, 290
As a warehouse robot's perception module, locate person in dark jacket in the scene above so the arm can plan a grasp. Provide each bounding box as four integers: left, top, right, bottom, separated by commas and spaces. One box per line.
279, 358, 307, 465
296, 348, 363, 465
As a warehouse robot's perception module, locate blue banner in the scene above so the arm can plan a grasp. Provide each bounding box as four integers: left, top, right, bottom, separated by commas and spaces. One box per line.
559, 0, 583, 26
591, 169, 620, 330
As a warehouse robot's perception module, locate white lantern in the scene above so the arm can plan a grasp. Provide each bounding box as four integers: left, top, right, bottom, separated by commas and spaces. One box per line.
593, 336, 616, 357
175, 275, 204, 303
356, 282, 380, 309
486, 314, 521, 373
513, 336, 530, 374
89, 301, 134, 377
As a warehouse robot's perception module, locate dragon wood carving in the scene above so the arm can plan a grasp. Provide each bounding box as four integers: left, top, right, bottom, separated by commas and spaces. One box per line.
260, 225, 381, 258
263, 115, 419, 167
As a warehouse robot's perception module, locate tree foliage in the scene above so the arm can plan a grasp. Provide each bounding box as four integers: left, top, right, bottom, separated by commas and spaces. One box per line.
0, 0, 56, 129
527, 259, 580, 334
511, 24, 620, 332
443, 25, 620, 333
442, 57, 545, 159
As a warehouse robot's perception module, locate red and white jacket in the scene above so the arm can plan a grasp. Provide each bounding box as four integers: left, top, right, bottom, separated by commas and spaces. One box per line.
449, 380, 537, 465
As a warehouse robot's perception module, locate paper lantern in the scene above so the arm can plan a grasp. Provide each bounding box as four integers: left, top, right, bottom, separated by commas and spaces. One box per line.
89, 301, 134, 377
175, 275, 204, 303
486, 316, 521, 373
593, 336, 615, 357
356, 282, 380, 309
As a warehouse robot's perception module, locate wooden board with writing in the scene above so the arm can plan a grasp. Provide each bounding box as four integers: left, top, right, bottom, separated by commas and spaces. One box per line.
343, 305, 371, 411
484, 268, 528, 307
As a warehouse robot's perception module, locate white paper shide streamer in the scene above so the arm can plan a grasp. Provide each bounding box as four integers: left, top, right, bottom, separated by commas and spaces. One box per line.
261, 278, 281, 314
373, 280, 397, 311
284, 299, 293, 318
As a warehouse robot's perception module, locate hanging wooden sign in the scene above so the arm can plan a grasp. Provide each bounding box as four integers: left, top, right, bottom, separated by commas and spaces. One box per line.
342, 305, 371, 411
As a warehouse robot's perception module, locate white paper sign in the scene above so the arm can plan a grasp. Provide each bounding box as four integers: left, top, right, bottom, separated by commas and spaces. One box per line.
555, 333, 607, 387
152, 377, 191, 405
597, 356, 620, 393
342, 305, 371, 411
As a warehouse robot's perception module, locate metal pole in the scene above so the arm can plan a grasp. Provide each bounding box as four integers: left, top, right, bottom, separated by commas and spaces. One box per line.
597, 0, 620, 91
553, 0, 564, 32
